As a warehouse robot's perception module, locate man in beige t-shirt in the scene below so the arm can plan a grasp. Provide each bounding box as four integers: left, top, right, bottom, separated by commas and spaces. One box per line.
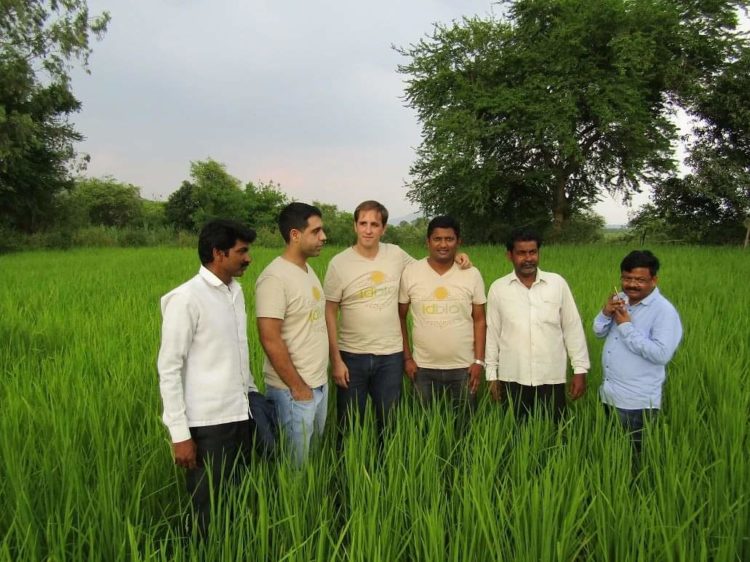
324, 201, 472, 430
398, 216, 486, 411
256, 202, 328, 464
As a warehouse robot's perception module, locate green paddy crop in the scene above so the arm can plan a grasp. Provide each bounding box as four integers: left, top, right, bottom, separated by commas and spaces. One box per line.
0, 245, 748, 561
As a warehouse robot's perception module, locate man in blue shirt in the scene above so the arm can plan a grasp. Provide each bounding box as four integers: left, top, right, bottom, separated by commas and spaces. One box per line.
593, 250, 683, 452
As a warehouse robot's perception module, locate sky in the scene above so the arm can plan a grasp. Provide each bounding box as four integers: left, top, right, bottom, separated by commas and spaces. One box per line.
72, 0, 655, 225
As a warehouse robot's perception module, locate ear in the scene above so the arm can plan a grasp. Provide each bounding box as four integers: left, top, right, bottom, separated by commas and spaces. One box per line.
506, 250, 513, 262
212, 247, 225, 262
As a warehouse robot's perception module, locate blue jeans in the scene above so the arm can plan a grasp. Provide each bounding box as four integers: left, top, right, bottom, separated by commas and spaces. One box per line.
414, 367, 477, 413
607, 405, 658, 454
337, 351, 403, 430
266, 384, 328, 465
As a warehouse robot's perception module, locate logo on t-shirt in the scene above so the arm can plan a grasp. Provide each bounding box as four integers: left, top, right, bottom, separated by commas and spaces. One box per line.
312, 286, 322, 301
354, 270, 397, 305
422, 287, 461, 316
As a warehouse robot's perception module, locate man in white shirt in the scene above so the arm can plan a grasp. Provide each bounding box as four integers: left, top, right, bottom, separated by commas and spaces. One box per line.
485, 227, 589, 421
398, 216, 486, 412
157, 219, 257, 535
256, 202, 328, 464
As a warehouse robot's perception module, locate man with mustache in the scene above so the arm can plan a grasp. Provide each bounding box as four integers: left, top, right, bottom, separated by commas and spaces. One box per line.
594, 250, 682, 452
323, 201, 471, 432
485, 227, 589, 421
256, 202, 329, 464
157, 219, 257, 535
398, 215, 486, 412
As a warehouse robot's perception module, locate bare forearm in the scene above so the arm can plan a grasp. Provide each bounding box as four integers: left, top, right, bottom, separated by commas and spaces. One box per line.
325, 301, 343, 363
260, 335, 308, 391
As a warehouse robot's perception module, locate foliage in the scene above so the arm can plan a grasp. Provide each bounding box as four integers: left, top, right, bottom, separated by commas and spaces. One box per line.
0, 0, 109, 232
383, 217, 430, 247
396, 0, 745, 241
69, 176, 144, 228
314, 201, 355, 246
164, 159, 248, 231
553, 209, 605, 243
0, 245, 748, 560
245, 180, 288, 231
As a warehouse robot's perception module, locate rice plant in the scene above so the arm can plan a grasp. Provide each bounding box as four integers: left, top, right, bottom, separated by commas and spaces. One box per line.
0, 245, 747, 561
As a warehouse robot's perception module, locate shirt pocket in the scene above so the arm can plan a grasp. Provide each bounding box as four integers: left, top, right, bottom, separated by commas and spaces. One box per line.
538, 299, 561, 325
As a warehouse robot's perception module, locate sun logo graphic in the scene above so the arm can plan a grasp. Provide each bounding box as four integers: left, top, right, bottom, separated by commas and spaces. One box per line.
370, 271, 386, 284
433, 286, 449, 300
312, 287, 322, 301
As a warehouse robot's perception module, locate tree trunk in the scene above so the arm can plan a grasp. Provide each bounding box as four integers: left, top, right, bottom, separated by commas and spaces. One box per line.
551, 174, 569, 239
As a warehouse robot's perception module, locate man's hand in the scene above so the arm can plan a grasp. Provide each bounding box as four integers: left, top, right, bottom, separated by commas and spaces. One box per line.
331, 358, 350, 389
291, 384, 313, 402
467, 364, 482, 394
455, 252, 472, 269
569, 373, 586, 400
489, 380, 503, 402
602, 294, 624, 317
613, 305, 631, 325
172, 438, 197, 469
404, 357, 418, 381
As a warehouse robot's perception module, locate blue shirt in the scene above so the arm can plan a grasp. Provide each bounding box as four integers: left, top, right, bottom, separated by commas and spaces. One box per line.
593, 287, 683, 410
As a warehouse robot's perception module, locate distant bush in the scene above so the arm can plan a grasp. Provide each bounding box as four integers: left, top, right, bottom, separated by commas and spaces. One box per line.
253, 226, 285, 248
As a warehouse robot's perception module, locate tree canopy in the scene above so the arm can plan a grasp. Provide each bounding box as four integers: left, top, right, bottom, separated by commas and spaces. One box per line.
0, 0, 109, 232
398, 0, 747, 242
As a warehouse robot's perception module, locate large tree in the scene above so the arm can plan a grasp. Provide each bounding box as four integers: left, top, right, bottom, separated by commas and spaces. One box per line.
397, 0, 745, 241
0, 0, 109, 232
165, 159, 249, 231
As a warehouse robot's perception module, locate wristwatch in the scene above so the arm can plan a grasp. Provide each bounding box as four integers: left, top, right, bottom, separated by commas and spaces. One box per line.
474, 359, 486, 367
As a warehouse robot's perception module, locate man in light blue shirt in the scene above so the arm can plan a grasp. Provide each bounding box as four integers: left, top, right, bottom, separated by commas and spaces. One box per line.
593, 250, 683, 452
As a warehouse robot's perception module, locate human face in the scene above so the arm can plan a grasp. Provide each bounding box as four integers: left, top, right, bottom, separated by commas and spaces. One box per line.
620, 267, 657, 305
507, 240, 539, 279
354, 210, 386, 250
214, 239, 252, 282
427, 227, 459, 264
295, 215, 327, 258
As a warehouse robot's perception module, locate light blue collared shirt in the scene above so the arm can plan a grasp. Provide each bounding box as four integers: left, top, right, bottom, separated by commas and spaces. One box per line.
593, 287, 683, 410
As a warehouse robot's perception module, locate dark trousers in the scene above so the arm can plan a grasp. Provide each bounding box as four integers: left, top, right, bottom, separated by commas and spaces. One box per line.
504, 381, 567, 422
337, 351, 403, 430
606, 405, 658, 454
186, 419, 253, 536
415, 367, 477, 413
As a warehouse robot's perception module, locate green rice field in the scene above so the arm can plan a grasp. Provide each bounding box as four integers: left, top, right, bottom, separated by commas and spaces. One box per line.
1, 244, 748, 561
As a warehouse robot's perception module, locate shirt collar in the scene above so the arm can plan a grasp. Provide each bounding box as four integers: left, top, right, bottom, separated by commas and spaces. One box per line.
199, 265, 235, 290
634, 286, 660, 307
508, 268, 547, 286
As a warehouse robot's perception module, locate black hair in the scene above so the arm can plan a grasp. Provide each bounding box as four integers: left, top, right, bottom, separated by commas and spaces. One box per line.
620, 250, 660, 276
505, 227, 542, 252
198, 219, 256, 265
427, 215, 461, 239
278, 202, 323, 244
354, 200, 389, 226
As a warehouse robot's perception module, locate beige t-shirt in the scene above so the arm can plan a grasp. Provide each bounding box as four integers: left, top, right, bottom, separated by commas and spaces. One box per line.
255, 257, 328, 389
399, 260, 486, 369
324, 243, 413, 354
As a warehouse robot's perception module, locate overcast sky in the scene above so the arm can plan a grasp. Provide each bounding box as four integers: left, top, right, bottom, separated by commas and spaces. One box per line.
72, 0, 652, 224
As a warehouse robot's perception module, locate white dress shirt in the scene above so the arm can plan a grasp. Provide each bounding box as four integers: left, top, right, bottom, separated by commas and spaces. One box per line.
157, 266, 257, 442
485, 269, 589, 385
